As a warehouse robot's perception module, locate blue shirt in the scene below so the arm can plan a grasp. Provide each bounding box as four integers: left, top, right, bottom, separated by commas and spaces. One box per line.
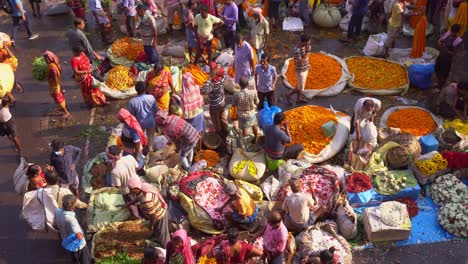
54, 209, 86, 249
122, 125, 140, 143
10, 0, 25, 17
128, 94, 158, 129
123, 0, 136, 16
221, 2, 238, 31
352, 0, 368, 16
255, 64, 277, 93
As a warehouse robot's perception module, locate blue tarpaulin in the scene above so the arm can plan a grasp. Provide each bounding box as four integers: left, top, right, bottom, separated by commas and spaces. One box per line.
347, 184, 421, 207
353, 197, 460, 249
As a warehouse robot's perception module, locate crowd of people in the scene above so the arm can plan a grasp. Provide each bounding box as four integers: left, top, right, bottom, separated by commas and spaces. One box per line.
0, 0, 467, 263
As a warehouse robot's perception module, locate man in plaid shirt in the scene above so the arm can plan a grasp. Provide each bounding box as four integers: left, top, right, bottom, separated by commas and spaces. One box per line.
155, 110, 200, 170
233, 77, 260, 144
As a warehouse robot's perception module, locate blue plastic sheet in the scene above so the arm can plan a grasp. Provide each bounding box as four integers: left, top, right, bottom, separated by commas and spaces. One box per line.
408, 64, 435, 90
258, 102, 282, 130
347, 184, 421, 207
353, 197, 459, 249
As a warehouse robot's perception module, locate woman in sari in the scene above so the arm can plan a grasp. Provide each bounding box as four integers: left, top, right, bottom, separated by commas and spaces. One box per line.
44, 51, 71, 118
70, 46, 109, 108
146, 63, 174, 111
165, 229, 195, 264
181, 72, 204, 148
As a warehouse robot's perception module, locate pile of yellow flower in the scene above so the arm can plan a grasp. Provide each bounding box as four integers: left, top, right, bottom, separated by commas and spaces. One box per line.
111, 37, 144, 61
415, 153, 448, 176
285, 105, 338, 155
387, 108, 436, 136
233, 160, 257, 176
198, 256, 217, 264
183, 65, 209, 86
105, 66, 136, 90
346, 57, 408, 89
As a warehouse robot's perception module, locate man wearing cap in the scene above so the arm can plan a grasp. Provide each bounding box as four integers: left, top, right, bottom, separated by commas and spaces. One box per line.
217, 182, 258, 229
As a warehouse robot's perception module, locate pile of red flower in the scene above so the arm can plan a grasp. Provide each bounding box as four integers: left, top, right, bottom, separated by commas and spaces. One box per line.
346, 172, 372, 193
396, 198, 418, 218
442, 151, 468, 170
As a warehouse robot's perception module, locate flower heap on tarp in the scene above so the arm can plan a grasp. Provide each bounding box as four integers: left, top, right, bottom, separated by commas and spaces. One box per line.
346, 172, 372, 193
105, 65, 136, 90
386, 108, 436, 136
111, 37, 144, 61
284, 53, 342, 90
415, 153, 448, 176
285, 105, 338, 155
346, 57, 408, 89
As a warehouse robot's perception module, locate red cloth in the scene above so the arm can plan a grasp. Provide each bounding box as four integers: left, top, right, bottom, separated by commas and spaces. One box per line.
51, 91, 65, 104
117, 108, 148, 146
165, 230, 195, 264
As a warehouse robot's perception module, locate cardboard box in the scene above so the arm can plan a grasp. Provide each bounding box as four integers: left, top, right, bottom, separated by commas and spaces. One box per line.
363, 202, 411, 242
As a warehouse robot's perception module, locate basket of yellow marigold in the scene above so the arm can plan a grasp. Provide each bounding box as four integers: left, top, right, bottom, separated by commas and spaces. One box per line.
105, 65, 136, 91
380, 106, 442, 137
345, 56, 409, 95
284, 105, 350, 163
107, 38, 145, 67
280, 52, 351, 98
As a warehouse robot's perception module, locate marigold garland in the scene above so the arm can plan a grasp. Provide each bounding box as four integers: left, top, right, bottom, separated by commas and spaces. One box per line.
183, 65, 209, 86
285, 53, 342, 90
285, 105, 338, 155
346, 57, 408, 89
111, 37, 144, 61
105, 65, 136, 90
386, 108, 436, 136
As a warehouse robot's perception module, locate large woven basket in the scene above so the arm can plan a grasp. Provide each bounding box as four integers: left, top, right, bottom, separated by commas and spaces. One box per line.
381, 133, 421, 169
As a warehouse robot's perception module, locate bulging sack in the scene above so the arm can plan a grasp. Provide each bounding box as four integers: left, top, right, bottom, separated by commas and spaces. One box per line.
408, 64, 434, 90
229, 148, 266, 182
313, 4, 342, 28
363, 33, 388, 57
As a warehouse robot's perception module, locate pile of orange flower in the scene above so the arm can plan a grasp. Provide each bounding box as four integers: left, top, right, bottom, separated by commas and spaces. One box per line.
111, 37, 144, 61
105, 65, 136, 90
183, 65, 209, 86
285, 53, 342, 90
387, 108, 436, 136
346, 57, 408, 89
195, 150, 221, 167
285, 105, 338, 155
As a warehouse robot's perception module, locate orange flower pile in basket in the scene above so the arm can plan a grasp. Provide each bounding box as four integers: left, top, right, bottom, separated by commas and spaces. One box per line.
285, 105, 338, 155
285, 53, 342, 90
387, 108, 436, 136
111, 37, 144, 61
183, 65, 209, 86
346, 57, 408, 89
195, 149, 221, 167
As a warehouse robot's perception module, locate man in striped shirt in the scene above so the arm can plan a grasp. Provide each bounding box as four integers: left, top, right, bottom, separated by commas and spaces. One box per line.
287, 34, 311, 105
137, 5, 159, 64
156, 110, 200, 170
202, 63, 228, 140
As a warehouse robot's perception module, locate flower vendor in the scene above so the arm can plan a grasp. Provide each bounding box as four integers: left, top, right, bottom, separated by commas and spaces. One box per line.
352, 97, 381, 150
282, 179, 328, 233
217, 183, 259, 230
146, 63, 174, 111
181, 72, 205, 149
264, 112, 304, 160
255, 53, 277, 110
193, 5, 224, 65
435, 81, 468, 121
233, 34, 255, 84
136, 4, 159, 64
117, 108, 147, 170
262, 210, 289, 264
43, 51, 70, 119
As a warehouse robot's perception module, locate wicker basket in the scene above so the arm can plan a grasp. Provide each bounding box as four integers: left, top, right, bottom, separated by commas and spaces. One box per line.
381, 133, 421, 169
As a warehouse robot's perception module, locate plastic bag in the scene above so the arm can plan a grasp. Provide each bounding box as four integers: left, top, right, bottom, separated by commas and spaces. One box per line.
408, 64, 435, 90
258, 102, 282, 130
61, 233, 86, 252
363, 33, 388, 57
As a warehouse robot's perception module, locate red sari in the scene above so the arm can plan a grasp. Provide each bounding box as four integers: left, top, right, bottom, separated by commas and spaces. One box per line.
71, 52, 107, 107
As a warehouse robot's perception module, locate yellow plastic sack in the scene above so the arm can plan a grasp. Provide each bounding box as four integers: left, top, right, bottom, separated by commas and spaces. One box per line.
235, 179, 263, 201
444, 119, 468, 135
0, 63, 14, 98
179, 192, 222, 235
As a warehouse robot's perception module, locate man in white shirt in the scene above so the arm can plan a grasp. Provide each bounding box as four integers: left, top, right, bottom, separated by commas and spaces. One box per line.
106, 145, 140, 218
0, 98, 21, 153
282, 179, 327, 232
